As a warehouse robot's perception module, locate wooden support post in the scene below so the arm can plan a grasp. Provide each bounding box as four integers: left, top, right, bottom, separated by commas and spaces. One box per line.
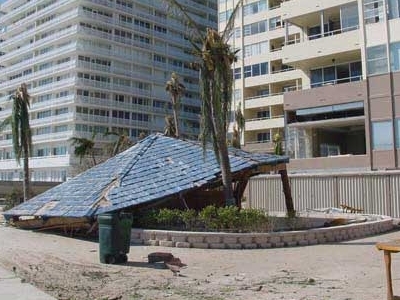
279, 168, 295, 217
233, 173, 250, 209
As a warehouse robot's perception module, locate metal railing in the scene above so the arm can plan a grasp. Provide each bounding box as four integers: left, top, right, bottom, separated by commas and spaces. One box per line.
307, 25, 359, 41
310, 75, 362, 88
246, 115, 284, 122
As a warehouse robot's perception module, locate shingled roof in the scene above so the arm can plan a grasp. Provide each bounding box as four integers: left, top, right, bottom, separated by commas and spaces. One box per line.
4, 133, 289, 219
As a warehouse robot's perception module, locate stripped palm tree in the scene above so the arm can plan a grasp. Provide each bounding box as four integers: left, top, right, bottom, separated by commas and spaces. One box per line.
165, 0, 243, 206
103, 129, 133, 156
232, 103, 245, 149
0, 83, 32, 201
164, 115, 177, 137
70, 132, 97, 166
165, 72, 185, 138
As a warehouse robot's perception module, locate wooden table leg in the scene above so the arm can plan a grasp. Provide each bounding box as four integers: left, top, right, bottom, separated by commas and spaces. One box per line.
384, 250, 394, 300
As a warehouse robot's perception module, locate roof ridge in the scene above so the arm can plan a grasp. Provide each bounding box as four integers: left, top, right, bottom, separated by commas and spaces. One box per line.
118, 134, 158, 182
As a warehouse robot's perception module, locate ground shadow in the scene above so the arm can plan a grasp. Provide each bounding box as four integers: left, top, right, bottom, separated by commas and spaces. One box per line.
121, 261, 167, 270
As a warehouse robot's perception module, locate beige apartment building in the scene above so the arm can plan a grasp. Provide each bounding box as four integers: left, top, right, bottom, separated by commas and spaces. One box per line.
219, 0, 400, 173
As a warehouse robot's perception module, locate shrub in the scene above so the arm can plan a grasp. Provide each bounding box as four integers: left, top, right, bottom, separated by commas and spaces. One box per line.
136, 205, 271, 233
4, 189, 23, 211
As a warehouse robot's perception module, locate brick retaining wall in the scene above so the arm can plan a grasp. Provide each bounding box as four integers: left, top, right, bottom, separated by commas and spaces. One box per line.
131, 217, 394, 249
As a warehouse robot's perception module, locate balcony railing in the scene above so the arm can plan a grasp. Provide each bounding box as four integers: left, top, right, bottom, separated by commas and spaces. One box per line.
246, 115, 284, 122
307, 25, 359, 41
29, 113, 75, 127
0, 60, 76, 91
31, 95, 75, 110
32, 131, 74, 143
271, 67, 295, 74
310, 75, 362, 88
2, 42, 77, 76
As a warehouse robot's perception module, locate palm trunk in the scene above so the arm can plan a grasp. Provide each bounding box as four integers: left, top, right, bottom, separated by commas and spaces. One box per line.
217, 137, 235, 206
23, 146, 30, 201
172, 97, 180, 138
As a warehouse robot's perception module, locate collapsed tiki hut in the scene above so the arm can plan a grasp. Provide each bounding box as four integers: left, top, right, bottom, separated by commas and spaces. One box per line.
3, 133, 291, 231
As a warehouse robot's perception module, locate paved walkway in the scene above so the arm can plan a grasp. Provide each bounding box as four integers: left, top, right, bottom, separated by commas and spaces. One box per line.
0, 265, 56, 300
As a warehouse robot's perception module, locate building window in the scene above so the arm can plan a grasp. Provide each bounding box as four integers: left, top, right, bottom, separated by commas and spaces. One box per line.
243, 20, 268, 36
320, 144, 340, 156
244, 62, 268, 78
243, 0, 267, 17
389, 0, 400, 19
367, 45, 388, 75
257, 110, 270, 119
390, 41, 400, 71
244, 41, 268, 57
257, 132, 270, 142
372, 121, 393, 150
395, 118, 400, 148
234, 67, 241, 79
269, 16, 283, 30
363, 0, 384, 24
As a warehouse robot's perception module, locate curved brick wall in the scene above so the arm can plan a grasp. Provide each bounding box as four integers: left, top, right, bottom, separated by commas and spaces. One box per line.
131, 217, 393, 249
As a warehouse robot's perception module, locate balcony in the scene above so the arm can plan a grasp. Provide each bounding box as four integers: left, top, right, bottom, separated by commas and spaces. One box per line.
30, 113, 75, 127
31, 78, 76, 95
0, 25, 79, 62
245, 116, 284, 131
0, 60, 76, 91
32, 131, 74, 143
282, 27, 360, 66
281, 0, 354, 21
31, 95, 75, 111
245, 68, 302, 88
243, 140, 278, 153
0, 155, 71, 170
284, 79, 367, 111
1, 5, 79, 52
2, 42, 77, 76
245, 93, 284, 109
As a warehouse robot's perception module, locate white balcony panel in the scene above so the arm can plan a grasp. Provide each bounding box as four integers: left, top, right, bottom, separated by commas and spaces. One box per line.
245, 69, 303, 88
365, 22, 388, 47
389, 19, 400, 44
245, 94, 284, 109
31, 95, 75, 111
281, 0, 354, 21
30, 113, 75, 127
32, 131, 74, 143
0, 155, 70, 170
246, 117, 284, 131
281, 30, 360, 65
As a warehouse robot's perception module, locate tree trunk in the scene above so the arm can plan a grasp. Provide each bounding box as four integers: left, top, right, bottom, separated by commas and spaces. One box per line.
172, 97, 180, 138
23, 146, 30, 201
217, 135, 235, 206
279, 169, 295, 217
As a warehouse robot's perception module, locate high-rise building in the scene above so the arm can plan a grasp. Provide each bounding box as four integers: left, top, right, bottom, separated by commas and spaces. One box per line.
0, 0, 217, 182
220, 0, 400, 173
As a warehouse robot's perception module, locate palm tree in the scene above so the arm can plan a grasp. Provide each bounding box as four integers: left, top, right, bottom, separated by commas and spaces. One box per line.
165, 72, 185, 138
70, 132, 97, 166
103, 129, 133, 156
165, 0, 243, 206
0, 83, 33, 201
232, 103, 245, 149
164, 115, 177, 137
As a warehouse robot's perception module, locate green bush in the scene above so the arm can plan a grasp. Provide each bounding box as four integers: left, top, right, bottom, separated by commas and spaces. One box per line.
4, 189, 23, 211
136, 205, 271, 233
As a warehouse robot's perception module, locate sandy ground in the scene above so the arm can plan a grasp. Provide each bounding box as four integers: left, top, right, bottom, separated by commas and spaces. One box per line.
0, 224, 400, 300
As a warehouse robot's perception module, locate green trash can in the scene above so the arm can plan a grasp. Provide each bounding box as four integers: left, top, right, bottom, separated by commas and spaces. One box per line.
98, 212, 133, 264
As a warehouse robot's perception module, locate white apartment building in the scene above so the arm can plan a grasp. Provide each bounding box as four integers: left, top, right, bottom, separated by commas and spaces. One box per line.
220, 0, 400, 173
0, 0, 217, 182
